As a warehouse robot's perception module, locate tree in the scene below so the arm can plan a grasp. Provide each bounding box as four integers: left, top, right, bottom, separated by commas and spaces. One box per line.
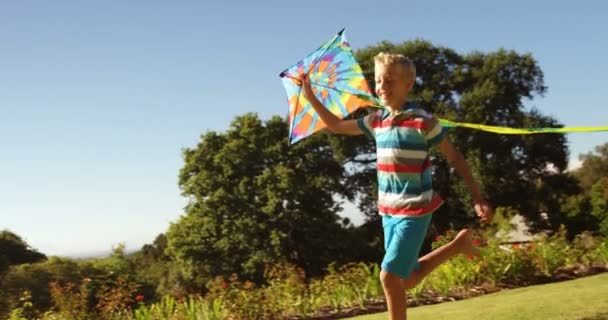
331, 40, 569, 234
590, 177, 608, 236
131, 233, 186, 298
574, 142, 608, 190
0, 230, 47, 317
166, 114, 364, 289
0, 230, 46, 275
540, 143, 608, 238
537, 173, 598, 238
0, 257, 85, 319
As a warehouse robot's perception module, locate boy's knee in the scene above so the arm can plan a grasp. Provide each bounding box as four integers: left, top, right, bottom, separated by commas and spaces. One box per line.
381, 269, 418, 291
380, 270, 402, 289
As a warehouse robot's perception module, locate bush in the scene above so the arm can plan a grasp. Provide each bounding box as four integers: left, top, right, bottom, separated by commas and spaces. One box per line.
5, 227, 608, 320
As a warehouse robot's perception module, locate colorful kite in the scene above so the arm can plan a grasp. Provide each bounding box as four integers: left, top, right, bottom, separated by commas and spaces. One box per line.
279, 28, 380, 145
280, 29, 608, 143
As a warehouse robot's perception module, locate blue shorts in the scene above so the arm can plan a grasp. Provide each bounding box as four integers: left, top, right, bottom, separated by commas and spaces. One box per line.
381, 213, 433, 280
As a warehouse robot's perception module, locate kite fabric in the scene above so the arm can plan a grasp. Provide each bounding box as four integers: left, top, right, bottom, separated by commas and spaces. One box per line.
280, 29, 608, 143
279, 28, 380, 145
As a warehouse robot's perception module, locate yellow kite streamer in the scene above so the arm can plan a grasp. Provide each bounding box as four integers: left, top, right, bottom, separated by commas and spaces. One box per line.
439, 119, 608, 134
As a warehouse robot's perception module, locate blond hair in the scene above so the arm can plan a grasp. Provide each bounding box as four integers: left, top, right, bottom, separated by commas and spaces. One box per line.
374, 52, 416, 82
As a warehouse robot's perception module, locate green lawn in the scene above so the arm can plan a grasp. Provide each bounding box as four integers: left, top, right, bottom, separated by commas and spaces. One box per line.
348, 273, 608, 320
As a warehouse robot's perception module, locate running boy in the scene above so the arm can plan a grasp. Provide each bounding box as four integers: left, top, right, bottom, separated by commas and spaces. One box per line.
300, 52, 494, 320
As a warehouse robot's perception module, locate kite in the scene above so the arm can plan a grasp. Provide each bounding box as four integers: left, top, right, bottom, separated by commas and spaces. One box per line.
279, 28, 380, 145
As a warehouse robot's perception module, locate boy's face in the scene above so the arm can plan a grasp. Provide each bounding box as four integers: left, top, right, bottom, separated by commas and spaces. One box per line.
374, 63, 413, 108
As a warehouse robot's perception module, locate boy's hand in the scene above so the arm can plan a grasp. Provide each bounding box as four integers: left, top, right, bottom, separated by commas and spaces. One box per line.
300, 74, 315, 101
474, 200, 494, 223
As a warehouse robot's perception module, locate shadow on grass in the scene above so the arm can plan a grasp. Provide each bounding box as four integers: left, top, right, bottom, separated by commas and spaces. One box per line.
578, 313, 608, 320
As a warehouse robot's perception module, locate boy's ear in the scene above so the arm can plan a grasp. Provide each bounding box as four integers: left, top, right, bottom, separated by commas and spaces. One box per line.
406, 79, 415, 91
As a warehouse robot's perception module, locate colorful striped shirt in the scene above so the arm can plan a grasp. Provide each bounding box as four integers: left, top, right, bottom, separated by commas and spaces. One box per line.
357, 103, 448, 218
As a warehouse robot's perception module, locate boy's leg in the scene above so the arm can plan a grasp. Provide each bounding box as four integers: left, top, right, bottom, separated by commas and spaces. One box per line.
400, 229, 480, 289
380, 270, 407, 320
380, 215, 433, 320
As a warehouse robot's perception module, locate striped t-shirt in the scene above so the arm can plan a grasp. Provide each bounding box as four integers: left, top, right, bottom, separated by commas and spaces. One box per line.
357, 103, 448, 218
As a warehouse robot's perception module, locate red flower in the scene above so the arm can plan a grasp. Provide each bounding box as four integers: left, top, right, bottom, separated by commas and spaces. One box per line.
222, 281, 228, 289
135, 295, 144, 302
473, 239, 482, 246
466, 254, 475, 260
435, 236, 442, 242
512, 243, 520, 249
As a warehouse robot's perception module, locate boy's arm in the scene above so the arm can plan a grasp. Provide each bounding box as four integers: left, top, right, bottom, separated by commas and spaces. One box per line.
438, 139, 494, 223
300, 75, 363, 135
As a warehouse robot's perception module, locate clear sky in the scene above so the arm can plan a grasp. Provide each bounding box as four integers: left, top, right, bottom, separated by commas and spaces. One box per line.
1, 1, 607, 257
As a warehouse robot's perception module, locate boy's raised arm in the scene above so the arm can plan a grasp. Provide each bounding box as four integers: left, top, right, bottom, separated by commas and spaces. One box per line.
300, 75, 363, 136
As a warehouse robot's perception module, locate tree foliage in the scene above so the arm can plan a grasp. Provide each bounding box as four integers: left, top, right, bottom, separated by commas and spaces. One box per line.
166, 114, 369, 288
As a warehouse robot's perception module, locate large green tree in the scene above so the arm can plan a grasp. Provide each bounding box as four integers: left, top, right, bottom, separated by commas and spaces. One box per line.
332, 40, 569, 233
166, 114, 370, 288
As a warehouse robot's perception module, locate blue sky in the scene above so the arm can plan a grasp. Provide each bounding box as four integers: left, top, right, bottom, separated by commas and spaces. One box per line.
1, 1, 607, 256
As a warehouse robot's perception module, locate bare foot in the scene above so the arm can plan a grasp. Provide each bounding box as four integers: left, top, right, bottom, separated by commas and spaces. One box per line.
453, 229, 481, 257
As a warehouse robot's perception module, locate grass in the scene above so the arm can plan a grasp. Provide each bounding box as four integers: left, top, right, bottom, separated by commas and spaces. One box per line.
348, 272, 608, 320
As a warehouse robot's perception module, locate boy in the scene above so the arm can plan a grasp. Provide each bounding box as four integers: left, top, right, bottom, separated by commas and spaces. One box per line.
301, 52, 493, 320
